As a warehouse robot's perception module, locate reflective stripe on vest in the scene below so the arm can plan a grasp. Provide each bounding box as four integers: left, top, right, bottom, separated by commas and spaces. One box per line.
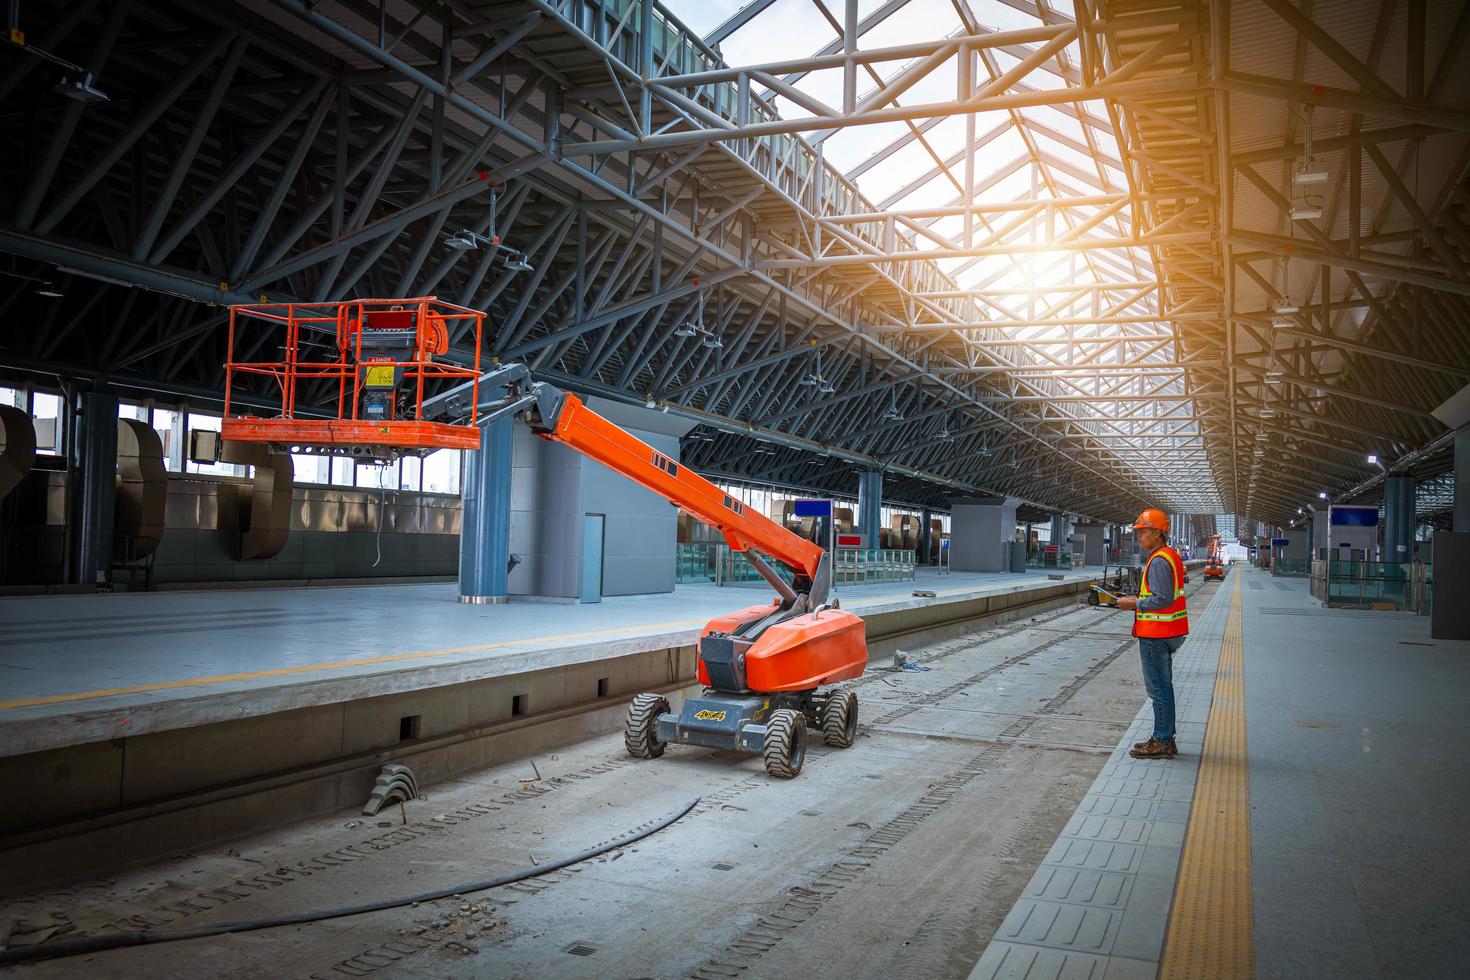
1134, 546, 1189, 638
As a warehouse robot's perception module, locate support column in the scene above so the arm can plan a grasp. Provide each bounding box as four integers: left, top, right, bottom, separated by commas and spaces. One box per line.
917, 506, 932, 565
857, 469, 882, 547
1048, 514, 1070, 548
949, 496, 1019, 572
459, 415, 513, 604
1457, 425, 1470, 532
1073, 523, 1106, 566
1432, 425, 1470, 638
1383, 476, 1416, 563
68, 391, 118, 587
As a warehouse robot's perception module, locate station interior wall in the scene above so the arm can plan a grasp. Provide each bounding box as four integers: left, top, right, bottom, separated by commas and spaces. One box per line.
0, 465, 461, 587
948, 496, 1019, 572
507, 422, 678, 600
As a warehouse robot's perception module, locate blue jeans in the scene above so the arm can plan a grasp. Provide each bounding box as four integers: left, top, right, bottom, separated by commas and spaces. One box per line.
1138, 638, 1176, 741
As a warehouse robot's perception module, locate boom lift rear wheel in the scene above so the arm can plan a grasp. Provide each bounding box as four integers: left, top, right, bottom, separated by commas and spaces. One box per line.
762, 709, 807, 778
820, 691, 858, 748
625, 693, 670, 759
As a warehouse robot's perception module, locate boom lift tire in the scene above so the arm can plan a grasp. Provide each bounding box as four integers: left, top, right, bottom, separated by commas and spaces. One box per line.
762, 709, 807, 778
625, 694, 671, 759
820, 691, 859, 748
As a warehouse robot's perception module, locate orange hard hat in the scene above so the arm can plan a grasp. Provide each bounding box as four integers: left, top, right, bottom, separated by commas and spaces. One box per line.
1133, 508, 1170, 532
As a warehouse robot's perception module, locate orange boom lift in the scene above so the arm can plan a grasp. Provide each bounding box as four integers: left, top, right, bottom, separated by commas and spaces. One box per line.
425, 363, 868, 779
220, 297, 486, 458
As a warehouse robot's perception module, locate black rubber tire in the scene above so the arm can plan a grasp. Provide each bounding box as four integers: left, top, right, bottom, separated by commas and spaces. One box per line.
1087, 590, 1100, 606
820, 691, 858, 748
625, 694, 670, 759
762, 709, 807, 778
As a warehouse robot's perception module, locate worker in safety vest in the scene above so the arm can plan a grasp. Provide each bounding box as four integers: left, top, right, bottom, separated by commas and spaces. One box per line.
1115, 508, 1189, 759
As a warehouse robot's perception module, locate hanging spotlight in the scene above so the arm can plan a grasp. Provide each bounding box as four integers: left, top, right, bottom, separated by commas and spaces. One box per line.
445, 230, 480, 250
35, 280, 62, 298
881, 388, 903, 422
499, 250, 533, 273
1293, 160, 1329, 185
54, 71, 109, 104
674, 318, 700, 338
817, 378, 836, 394
700, 329, 723, 349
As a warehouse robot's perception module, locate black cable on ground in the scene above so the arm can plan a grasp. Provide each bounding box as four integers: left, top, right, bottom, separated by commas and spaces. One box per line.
0, 795, 701, 966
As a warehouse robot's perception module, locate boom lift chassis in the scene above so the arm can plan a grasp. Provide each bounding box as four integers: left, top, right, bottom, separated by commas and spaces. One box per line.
430, 364, 867, 779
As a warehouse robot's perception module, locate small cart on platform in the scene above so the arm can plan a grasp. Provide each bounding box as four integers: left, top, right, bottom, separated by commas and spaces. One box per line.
1087, 563, 1142, 607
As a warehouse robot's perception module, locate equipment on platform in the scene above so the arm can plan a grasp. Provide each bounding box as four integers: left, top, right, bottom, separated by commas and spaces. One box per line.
426, 363, 867, 779
220, 298, 486, 460
1087, 563, 1141, 607
1203, 533, 1225, 580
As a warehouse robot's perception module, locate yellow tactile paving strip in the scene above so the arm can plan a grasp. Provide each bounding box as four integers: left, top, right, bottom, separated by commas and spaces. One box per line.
1161, 571, 1254, 978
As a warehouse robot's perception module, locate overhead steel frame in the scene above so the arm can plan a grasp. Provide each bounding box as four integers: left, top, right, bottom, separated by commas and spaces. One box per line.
0, 0, 1200, 523
3, 0, 1464, 526
1187, 0, 1470, 526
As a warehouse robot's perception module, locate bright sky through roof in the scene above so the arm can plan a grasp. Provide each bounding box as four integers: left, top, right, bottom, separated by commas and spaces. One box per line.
660, 0, 1218, 513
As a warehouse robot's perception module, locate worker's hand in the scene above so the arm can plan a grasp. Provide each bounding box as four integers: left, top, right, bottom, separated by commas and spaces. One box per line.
1115, 596, 1138, 611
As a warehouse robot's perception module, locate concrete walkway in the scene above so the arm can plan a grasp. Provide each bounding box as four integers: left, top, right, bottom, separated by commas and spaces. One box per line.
973, 565, 1470, 979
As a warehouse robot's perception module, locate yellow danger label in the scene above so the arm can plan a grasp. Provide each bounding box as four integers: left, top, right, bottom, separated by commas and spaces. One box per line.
694, 709, 727, 722
363, 365, 396, 387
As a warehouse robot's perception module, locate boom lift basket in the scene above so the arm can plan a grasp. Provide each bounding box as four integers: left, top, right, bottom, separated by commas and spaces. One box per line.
221, 297, 485, 458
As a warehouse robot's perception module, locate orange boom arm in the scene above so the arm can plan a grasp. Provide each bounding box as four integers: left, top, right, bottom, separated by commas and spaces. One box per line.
538, 393, 825, 585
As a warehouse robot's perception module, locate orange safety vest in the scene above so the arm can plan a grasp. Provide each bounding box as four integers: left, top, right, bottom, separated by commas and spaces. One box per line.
1134, 545, 1189, 639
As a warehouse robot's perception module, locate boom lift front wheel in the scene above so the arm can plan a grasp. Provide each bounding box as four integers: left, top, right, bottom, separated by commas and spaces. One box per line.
820, 690, 859, 748
762, 709, 807, 779
625, 693, 671, 759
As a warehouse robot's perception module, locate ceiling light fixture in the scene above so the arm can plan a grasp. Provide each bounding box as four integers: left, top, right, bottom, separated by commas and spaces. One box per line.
54, 71, 109, 104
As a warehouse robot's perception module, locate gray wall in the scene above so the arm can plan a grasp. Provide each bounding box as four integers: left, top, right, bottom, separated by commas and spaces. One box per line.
1074, 524, 1106, 565
506, 401, 683, 601
949, 496, 1019, 572
0, 468, 460, 587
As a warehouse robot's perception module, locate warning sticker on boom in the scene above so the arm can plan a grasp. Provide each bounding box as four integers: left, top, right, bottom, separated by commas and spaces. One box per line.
694, 709, 727, 721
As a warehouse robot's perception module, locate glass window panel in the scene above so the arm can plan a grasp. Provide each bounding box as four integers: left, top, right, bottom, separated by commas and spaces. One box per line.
421, 449, 460, 494
400, 455, 422, 491
151, 407, 182, 470
185, 413, 246, 478
32, 392, 63, 455
331, 456, 354, 486
292, 453, 330, 485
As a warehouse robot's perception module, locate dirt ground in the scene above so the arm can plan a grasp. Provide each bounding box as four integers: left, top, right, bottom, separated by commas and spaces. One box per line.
1, 582, 1215, 979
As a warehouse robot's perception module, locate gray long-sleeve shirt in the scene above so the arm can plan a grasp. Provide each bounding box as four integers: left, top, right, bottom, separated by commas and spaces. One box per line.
1138, 552, 1187, 651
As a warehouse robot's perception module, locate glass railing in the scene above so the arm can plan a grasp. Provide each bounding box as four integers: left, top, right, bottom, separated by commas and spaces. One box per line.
1309, 559, 1432, 613
677, 543, 915, 587
833, 548, 916, 586
1271, 557, 1311, 578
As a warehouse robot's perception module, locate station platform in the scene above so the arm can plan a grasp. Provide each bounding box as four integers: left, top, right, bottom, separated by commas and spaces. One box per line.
973, 565, 1470, 980
0, 564, 1117, 891
0, 565, 1109, 753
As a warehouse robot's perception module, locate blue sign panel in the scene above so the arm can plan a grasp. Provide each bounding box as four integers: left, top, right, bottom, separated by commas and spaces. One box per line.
1329, 505, 1379, 527
793, 498, 833, 518
1271, 538, 1290, 546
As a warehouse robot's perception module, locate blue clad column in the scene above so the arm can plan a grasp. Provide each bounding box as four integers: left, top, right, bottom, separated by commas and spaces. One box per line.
68, 391, 119, 587
858, 469, 882, 548
459, 415, 513, 604
1382, 476, 1415, 562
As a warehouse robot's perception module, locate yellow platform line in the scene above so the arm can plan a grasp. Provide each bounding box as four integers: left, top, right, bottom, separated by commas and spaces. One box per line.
0, 617, 704, 712
1161, 570, 1254, 979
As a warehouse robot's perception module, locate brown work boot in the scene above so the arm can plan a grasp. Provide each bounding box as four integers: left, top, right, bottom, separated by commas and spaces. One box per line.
1129, 737, 1173, 759
1131, 737, 1179, 756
